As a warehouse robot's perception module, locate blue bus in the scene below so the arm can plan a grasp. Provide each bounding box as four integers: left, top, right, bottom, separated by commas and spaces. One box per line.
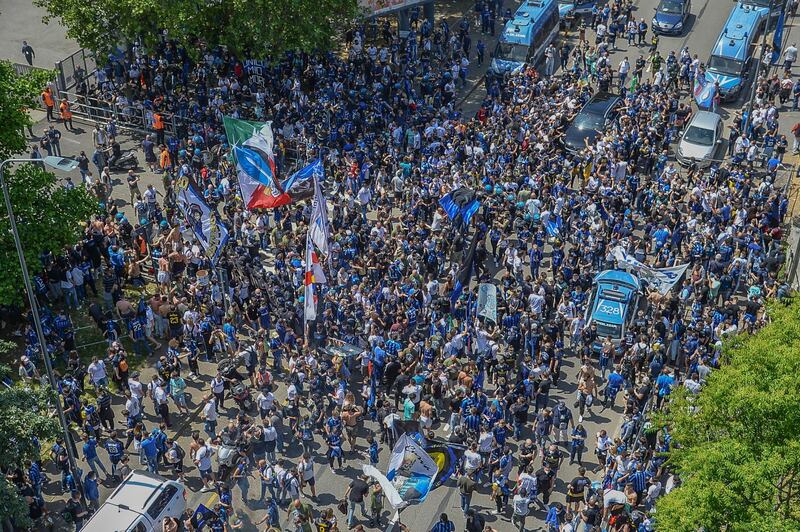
737, 0, 786, 28
705, 3, 763, 102
491, 0, 560, 74
585, 270, 641, 351
558, 0, 596, 19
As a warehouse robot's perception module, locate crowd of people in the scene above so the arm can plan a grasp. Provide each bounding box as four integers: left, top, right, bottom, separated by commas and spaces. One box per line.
5, 1, 797, 531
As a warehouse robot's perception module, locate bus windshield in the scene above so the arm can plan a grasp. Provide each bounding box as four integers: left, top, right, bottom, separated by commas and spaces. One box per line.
495, 42, 529, 63
708, 55, 744, 76
595, 322, 622, 339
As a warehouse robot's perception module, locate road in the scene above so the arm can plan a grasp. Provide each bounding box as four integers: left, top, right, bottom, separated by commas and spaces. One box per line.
0, 0, 78, 68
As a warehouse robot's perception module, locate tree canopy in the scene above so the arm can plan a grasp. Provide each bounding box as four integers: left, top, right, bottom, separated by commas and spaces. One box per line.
0, 340, 61, 528
34, 0, 360, 59
0, 61, 98, 306
654, 299, 800, 532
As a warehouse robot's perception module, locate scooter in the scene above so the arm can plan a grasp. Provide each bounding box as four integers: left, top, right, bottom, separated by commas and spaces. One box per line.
230, 380, 253, 412
216, 441, 239, 481
108, 150, 139, 171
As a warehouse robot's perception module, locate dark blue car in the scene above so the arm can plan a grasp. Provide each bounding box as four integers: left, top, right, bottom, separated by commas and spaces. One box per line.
652, 0, 691, 35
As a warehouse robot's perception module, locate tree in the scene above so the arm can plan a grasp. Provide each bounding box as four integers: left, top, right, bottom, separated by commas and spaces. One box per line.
0, 61, 98, 306
0, 342, 61, 528
654, 299, 800, 532
0, 61, 52, 162
34, 0, 359, 59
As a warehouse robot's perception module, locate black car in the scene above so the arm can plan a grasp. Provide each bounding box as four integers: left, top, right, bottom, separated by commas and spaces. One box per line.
563, 93, 622, 154
652, 0, 691, 36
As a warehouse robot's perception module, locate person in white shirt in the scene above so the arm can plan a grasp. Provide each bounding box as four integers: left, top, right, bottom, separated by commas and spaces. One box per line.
86, 357, 108, 390
512, 489, 531, 530
125, 390, 141, 420
684, 372, 702, 394
194, 439, 215, 491
202, 396, 218, 440
154, 382, 170, 427
618, 57, 630, 89
463, 443, 483, 479
256, 389, 275, 419
298, 452, 316, 498
263, 419, 279, 464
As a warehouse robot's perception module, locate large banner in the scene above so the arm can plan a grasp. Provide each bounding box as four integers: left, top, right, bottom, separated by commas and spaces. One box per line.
362, 433, 438, 509
223, 116, 291, 210
693, 74, 716, 109
175, 175, 229, 265
360, 0, 429, 16
611, 246, 689, 295
476, 283, 497, 323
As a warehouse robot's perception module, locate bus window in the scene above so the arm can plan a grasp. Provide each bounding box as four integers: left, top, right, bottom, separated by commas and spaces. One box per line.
496, 42, 530, 62
533, 11, 559, 55
708, 55, 744, 76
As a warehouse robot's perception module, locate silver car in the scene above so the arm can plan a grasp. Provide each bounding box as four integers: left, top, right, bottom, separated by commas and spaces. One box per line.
676, 111, 723, 168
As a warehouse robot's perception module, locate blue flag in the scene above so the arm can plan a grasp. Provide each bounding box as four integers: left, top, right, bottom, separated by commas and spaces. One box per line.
694, 75, 716, 109
175, 176, 230, 265
439, 188, 480, 228
544, 215, 563, 238
451, 232, 480, 306
281, 158, 324, 193
772, 9, 786, 65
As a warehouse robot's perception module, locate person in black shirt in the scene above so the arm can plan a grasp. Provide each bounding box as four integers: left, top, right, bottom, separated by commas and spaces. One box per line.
517, 439, 537, 476
535, 463, 556, 505
65, 490, 88, 530
345, 475, 370, 528
510, 396, 529, 440
566, 467, 591, 512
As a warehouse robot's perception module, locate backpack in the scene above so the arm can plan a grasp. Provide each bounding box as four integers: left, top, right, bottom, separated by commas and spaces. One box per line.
174, 444, 185, 461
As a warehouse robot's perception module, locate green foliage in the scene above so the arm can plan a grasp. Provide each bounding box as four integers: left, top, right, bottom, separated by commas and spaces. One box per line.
0, 476, 34, 529
0, 164, 98, 306
0, 61, 54, 162
34, 0, 359, 58
654, 300, 800, 531
0, 62, 99, 306
0, 384, 60, 470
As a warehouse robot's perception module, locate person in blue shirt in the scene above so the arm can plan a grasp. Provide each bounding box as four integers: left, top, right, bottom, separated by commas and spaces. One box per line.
367, 435, 380, 465
255, 497, 280, 529
105, 433, 125, 479
84, 470, 100, 510
26, 460, 43, 500
569, 424, 588, 465
327, 432, 344, 470
604, 366, 625, 409
82, 433, 108, 479
140, 432, 159, 474
655, 367, 676, 409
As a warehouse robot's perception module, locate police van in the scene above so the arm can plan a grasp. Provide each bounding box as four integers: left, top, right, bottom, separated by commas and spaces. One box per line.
80, 471, 186, 531
491, 0, 560, 74
585, 270, 641, 352
705, 3, 763, 101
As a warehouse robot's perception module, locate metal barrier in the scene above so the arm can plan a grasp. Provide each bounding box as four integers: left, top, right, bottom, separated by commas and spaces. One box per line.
58, 90, 188, 138
55, 49, 97, 93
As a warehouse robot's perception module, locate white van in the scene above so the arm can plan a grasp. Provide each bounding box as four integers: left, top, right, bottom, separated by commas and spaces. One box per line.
80, 471, 186, 532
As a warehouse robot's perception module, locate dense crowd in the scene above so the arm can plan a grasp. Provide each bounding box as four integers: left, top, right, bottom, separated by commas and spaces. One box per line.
6, 1, 797, 531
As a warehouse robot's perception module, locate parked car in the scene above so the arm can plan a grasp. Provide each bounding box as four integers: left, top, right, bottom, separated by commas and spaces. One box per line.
563, 92, 622, 154
80, 471, 186, 532
676, 110, 723, 168
652, 0, 691, 35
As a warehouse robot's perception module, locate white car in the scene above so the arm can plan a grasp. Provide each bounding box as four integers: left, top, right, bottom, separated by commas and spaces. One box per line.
80, 471, 186, 531
676, 111, 723, 168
